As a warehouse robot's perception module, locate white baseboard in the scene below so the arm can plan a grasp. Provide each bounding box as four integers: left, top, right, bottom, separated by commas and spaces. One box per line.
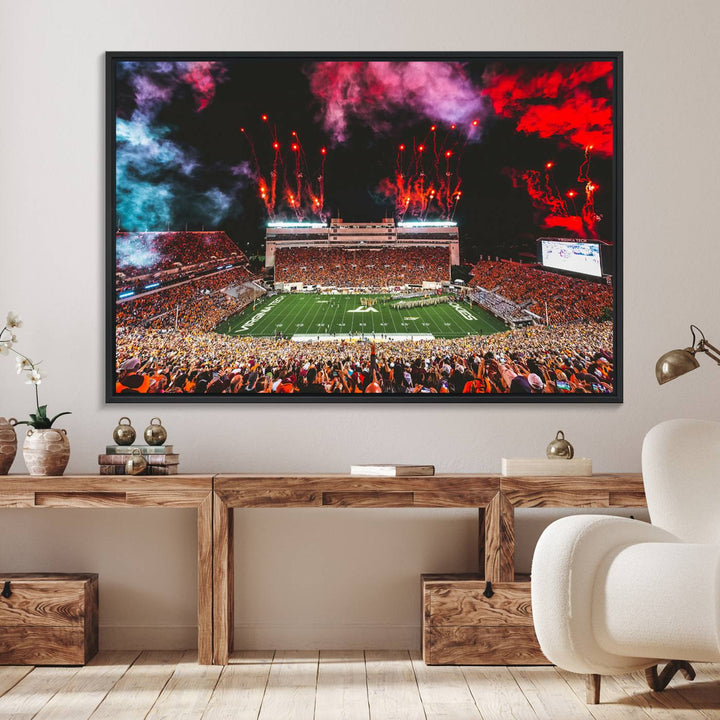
234, 623, 420, 650
100, 625, 198, 650
99, 624, 421, 650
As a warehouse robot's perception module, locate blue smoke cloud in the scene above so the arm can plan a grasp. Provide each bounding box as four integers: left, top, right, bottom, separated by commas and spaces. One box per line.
202, 188, 235, 226
116, 118, 196, 230
116, 232, 162, 269
114, 61, 244, 233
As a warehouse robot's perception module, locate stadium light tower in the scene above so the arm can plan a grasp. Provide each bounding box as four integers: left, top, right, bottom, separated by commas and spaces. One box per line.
655, 325, 720, 384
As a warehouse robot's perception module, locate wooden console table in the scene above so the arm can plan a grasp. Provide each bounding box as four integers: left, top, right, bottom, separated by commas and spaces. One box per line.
0, 475, 214, 665
0, 473, 647, 666
212, 473, 645, 665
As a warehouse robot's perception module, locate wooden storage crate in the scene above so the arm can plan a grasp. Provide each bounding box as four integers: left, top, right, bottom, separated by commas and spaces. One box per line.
422, 573, 548, 665
0, 573, 98, 665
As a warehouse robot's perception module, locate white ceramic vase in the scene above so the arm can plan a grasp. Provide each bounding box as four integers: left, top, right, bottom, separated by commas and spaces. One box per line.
22, 428, 70, 476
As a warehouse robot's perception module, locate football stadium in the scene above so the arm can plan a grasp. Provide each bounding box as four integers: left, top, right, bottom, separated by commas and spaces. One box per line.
114, 223, 614, 396
112, 57, 617, 398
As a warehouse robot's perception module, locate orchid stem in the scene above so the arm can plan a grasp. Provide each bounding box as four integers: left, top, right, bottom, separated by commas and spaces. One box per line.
2, 323, 42, 412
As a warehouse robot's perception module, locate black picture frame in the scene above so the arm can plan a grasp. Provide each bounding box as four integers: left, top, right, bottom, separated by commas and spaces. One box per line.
106, 51, 622, 403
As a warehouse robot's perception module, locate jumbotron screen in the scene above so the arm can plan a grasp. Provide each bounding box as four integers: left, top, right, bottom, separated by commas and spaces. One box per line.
541, 240, 602, 277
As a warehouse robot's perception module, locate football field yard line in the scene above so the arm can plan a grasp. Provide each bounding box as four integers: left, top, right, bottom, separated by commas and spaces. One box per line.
283, 296, 298, 334
272, 298, 286, 334
293, 296, 308, 333
308, 297, 326, 334
299, 297, 313, 333
350, 297, 361, 335
433, 303, 453, 337
443, 301, 473, 336
316, 297, 331, 334
390, 304, 399, 334
329, 297, 341, 334
337, 296, 350, 333
303, 296, 324, 336
288, 296, 304, 334
331, 297, 344, 333
433, 303, 450, 337
332, 297, 344, 335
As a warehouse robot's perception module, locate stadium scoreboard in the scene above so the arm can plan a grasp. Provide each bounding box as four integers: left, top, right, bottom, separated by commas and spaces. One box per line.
539, 238, 602, 278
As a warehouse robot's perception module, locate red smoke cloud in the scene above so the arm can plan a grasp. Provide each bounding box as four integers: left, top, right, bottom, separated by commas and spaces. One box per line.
505, 167, 598, 238
121, 61, 228, 121
545, 215, 585, 235
521, 169, 567, 217
182, 62, 227, 111
483, 61, 613, 156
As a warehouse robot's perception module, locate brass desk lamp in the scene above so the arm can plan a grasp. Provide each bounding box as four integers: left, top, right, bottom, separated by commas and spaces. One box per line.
656, 325, 720, 384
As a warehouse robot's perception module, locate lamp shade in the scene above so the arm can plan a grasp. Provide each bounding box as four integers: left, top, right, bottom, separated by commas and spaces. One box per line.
655, 348, 700, 385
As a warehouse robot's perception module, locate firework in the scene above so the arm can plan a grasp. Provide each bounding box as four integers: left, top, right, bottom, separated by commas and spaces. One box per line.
514, 145, 604, 238
239, 116, 329, 221
378, 120, 471, 221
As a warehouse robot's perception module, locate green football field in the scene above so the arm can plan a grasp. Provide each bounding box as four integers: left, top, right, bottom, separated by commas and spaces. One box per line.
215, 294, 507, 339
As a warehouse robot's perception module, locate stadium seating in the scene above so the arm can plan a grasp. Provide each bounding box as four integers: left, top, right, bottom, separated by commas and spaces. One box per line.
116, 267, 252, 332
116, 231, 246, 278
469, 260, 612, 324
274, 247, 450, 287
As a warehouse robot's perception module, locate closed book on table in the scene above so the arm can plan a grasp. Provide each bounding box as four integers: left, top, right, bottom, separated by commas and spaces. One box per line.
98, 464, 179, 475
0, 573, 98, 665
98, 453, 179, 466
350, 464, 435, 477
501, 457, 592, 476
105, 445, 174, 455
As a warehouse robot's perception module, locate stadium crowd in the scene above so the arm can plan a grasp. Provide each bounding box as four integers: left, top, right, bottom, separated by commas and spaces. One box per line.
116, 231, 245, 278
114, 236, 615, 397
274, 247, 450, 287
467, 288, 532, 325
116, 268, 252, 332
469, 260, 612, 323
115, 321, 614, 395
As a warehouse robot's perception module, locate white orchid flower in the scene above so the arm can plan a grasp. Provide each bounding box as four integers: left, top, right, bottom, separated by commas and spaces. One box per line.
16, 356, 33, 373
0, 342, 9, 356
25, 368, 46, 385
6, 312, 22, 329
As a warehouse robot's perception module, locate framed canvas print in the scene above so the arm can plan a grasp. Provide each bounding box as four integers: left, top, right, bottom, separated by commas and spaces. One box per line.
106, 51, 622, 402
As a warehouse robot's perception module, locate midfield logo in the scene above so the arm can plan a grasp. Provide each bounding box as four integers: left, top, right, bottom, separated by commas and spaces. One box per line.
347, 306, 379, 313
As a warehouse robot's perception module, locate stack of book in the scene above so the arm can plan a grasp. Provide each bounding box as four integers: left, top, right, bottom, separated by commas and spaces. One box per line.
98, 445, 179, 475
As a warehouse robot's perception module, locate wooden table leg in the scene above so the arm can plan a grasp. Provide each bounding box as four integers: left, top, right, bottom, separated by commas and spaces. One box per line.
478, 507, 486, 577
484, 492, 515, 582
197, 493, 213, 665
213, 492, 234, 665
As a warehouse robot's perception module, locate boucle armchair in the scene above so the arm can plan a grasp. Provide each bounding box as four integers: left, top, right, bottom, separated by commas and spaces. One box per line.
531, 418, 720, 703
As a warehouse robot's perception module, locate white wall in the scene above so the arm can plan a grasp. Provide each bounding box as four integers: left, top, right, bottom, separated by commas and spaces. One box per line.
1, 0, 718, 650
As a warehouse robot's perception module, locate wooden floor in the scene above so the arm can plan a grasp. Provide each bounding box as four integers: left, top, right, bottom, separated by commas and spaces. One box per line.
0, 650, 718, 719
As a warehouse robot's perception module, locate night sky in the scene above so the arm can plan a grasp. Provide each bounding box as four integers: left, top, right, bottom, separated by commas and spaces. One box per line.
113, 56, 616, 266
